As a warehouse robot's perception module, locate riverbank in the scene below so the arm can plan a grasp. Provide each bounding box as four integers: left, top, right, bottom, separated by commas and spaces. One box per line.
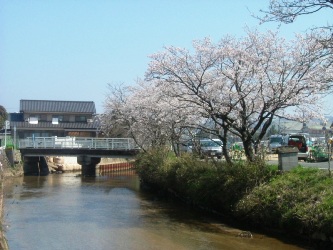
134, 148, 333, 249
0, 148, 23, 250
0, 157, 8, 250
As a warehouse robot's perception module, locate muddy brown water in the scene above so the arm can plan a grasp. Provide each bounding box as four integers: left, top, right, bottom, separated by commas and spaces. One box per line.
3, 171, 309, 250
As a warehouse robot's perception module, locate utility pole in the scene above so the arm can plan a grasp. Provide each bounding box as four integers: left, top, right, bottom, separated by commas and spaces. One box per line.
4, 120, 9, 148
14, 126, 16, 149
323, 125, 332, 177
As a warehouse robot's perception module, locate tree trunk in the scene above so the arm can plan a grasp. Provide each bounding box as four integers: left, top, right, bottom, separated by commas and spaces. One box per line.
221, 136, 232, 164
243, 139, 255, 162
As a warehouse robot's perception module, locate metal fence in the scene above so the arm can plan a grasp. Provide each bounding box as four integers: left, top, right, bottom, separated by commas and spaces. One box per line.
19, 137, 139, 150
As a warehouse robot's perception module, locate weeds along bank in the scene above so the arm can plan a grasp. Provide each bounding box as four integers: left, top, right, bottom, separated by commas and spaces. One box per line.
0, 148, 23, 250
0, 169, 7, 250
134, 148, 333, 248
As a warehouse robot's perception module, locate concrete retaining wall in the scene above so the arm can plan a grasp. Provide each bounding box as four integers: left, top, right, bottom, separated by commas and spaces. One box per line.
98, 161, 134, 174
47, 156, 133, 172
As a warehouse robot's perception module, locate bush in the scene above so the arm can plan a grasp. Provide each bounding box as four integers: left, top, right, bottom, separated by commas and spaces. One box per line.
135, 149, 333, 244
134, 147, 171, 188
235, 167, 333, 237
135, 149, 278, 212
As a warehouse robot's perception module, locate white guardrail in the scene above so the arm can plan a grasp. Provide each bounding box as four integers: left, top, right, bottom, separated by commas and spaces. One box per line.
19, 137, 139, 150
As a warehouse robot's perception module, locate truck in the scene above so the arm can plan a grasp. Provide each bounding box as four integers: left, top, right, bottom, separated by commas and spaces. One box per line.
287, 133, 311, 161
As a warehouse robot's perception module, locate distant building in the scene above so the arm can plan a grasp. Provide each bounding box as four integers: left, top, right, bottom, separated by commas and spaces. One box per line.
273, 117, 333, 138
9, 99, 100, 140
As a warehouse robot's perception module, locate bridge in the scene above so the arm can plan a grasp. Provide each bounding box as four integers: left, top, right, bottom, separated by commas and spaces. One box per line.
18, 137, 140, 176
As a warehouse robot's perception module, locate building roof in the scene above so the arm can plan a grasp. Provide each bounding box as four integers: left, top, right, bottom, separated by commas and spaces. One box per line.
10, 121, 99, 130
20, 100, 96, 114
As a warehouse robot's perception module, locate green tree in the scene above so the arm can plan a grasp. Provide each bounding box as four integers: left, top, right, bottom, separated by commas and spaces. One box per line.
0, 105, 8, 129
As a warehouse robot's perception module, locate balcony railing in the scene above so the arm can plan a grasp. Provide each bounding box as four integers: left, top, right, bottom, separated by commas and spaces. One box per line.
19, 137, 139, 150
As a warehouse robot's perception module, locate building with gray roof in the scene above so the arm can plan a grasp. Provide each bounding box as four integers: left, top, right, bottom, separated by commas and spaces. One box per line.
9, 100, 100, 140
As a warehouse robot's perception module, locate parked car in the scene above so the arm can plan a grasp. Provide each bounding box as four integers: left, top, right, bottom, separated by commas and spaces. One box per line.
287, 134, 310, 161
269, 134, 287, 153
187, 139, 223, 159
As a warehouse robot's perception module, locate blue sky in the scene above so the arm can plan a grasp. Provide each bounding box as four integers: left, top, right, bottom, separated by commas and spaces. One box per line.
1, 0, 332, 114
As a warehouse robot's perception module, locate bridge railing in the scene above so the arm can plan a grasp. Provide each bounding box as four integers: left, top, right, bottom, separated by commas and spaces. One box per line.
19, 137, 139, 150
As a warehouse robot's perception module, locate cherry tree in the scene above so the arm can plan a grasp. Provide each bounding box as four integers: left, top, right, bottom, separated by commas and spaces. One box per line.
103, 82, 165, 151
146, 38, 237, 162
103, 81, 201, 155
102, 84, 132, 138
258, 0, 333, 90
146, 29, 333, 161
258, 0, 332, 27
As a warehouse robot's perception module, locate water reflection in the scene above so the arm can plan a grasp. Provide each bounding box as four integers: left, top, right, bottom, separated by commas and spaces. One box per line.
4, 171, 307, 250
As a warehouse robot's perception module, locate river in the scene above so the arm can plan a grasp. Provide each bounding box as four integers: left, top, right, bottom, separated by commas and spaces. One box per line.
3, 171, 308, 250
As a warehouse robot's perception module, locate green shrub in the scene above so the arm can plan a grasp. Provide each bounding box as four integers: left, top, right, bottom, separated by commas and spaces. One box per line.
171, 155, 221, 206
235, 167, 333, 236
135, 149, 278, 212
136, 149, 333, 242
134, 147, 171, 187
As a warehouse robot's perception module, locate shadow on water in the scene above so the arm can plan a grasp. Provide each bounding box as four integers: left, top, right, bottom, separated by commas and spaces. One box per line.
137, 185, 317, 250
3, 170, 317, 250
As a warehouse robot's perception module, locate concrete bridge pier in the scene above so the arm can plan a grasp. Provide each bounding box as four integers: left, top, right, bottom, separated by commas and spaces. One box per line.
77, 156, 101, 177
23, 156, 50, 176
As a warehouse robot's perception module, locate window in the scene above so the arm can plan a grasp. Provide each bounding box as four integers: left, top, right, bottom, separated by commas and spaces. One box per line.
39, 114, 47, 122
52, 115, 69, 123
62, 115, 69, 122
28, 116, 38, 124
75, 116, 87, 123
52, 115, 63, 122
52, 118, 59, 124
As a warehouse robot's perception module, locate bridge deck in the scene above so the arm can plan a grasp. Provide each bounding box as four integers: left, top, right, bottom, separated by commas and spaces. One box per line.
19, 137, 140, 157
19, 137, 138, 150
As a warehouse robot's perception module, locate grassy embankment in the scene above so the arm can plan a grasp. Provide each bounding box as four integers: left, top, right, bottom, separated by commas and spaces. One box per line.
134, 148, 333, 248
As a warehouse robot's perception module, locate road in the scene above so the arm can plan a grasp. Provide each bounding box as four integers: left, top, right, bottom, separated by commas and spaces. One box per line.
267, 154, 333, 170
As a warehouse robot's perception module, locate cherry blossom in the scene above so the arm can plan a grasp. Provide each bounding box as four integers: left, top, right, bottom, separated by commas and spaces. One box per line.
146, 29, 333, 161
